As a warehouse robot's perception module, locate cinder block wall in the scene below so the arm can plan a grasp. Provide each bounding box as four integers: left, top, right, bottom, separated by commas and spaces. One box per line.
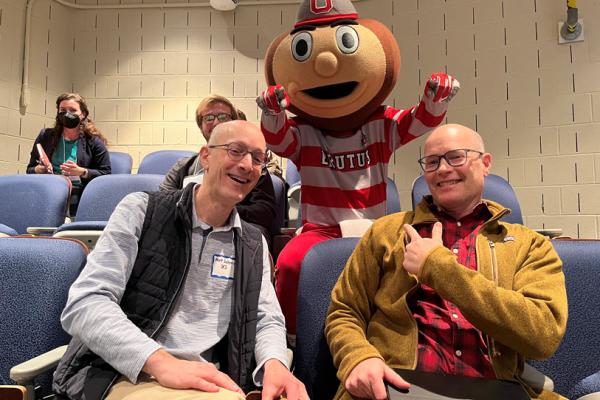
1, 0, 600, 238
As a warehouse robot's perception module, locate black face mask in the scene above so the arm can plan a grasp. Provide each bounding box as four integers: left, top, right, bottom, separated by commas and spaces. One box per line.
57, 111, 81, 129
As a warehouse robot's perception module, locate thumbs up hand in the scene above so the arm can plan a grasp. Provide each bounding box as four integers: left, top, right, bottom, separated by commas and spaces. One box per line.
402, 222, 444, 275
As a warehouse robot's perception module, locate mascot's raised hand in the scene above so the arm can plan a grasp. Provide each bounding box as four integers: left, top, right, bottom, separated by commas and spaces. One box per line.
425, 73, 460, 103
257, 84, 289, 116
420, 72, 460, 117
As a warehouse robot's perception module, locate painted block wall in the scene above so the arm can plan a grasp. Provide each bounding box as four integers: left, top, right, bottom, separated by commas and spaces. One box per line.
1, 0, 600, 238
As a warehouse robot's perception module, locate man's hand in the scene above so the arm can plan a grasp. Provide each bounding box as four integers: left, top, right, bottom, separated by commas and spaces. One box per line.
423, 73, 460, 103
256, 85, 289, 115
345, 358, 409, 400
142, 349, 244, 394
403, 222, 444, 276
261, 359, 308, 400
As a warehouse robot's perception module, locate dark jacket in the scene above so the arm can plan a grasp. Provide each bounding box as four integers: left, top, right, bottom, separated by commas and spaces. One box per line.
160, 155, 276, 242
52, 184, 264, 400
26, 128, 111, 188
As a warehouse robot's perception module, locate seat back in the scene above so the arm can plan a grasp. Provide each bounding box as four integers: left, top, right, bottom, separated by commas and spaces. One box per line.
285, 159, 301, 187
137, 150, 196, 175
0, 175, 70, 234
295, 237, 359, 399
108, 151, 133, 174
74, 174, 163, 221
529, 239, 600, 399
411, 174, 523, 224
0, 237, 87, 390
270, 173, 288, 235
386, 177, 401, 214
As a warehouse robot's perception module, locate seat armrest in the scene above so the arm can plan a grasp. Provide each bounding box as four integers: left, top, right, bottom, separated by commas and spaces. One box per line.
26, 227, 58, 236
522, 362, 554, 392
55, 221, 108, 232
578, 394, 600, 400
9, 345, 68, 384
54, 230, 103, 250
533, 228, 563, 238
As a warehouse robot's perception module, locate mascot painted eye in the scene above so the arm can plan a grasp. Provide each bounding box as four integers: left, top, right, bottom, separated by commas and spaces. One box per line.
335, 25, 358, 54
257, 0, 460, 336
291, 31, 313, 62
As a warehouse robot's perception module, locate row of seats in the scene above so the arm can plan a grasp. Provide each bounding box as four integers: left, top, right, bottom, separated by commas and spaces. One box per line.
0, 172, 288, 251
0, 236, 598, 399
0, 165, 520, 239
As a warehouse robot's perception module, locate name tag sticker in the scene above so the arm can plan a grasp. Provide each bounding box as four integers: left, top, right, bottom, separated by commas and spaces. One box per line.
211, 254, 235, 280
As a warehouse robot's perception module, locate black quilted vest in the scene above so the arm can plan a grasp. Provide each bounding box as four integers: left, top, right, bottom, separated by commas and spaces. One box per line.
53, 184, 264, 399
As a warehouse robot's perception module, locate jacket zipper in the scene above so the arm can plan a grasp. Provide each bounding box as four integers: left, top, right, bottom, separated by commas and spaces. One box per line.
486, 240, 501, 359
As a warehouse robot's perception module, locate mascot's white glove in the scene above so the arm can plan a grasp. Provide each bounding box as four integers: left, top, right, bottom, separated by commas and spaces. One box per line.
257, 84, 290, 116
423, 72, 460, 103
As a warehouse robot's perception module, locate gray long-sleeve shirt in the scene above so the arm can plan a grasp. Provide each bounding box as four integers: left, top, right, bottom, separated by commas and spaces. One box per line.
60, 188, 288, 385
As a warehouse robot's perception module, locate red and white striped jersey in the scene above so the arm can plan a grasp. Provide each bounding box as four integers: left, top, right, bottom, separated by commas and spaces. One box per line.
261, 103, 447, 227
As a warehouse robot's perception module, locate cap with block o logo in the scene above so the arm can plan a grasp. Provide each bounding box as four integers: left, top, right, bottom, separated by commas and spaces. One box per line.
294, 0, 358, 28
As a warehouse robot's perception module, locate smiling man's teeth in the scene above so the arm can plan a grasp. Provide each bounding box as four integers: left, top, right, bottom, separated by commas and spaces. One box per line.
229, 174, 250, 184
438, 180, 460, 187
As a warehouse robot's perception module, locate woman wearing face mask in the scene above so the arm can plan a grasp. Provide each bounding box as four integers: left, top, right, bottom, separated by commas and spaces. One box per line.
27, 92, 111, 214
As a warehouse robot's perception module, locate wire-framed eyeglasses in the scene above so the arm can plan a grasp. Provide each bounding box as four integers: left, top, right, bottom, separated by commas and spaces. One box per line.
418, 149, 484, 172
208, 142, 270, 167
201, 113, 232, 123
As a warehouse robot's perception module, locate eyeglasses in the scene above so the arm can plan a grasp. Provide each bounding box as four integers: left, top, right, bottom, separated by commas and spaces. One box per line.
418, 149, 484, 172
201, 113, 232, 123
208, 142, 270, 166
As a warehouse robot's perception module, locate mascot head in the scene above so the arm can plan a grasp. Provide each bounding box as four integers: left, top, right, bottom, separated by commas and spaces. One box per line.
264, 0, 401, 133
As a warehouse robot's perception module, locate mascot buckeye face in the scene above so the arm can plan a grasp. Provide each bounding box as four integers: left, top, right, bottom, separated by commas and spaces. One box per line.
264, 0, 401, 132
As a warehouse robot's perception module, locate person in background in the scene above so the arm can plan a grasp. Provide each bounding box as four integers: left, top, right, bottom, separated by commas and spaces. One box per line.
27, 92, 111, 215
53, 120, 308, 400
161, 94, 276, 245
326, 124, 568, 400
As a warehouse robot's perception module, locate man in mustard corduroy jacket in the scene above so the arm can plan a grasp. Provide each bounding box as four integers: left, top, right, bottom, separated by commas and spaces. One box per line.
325, 124, 568, 400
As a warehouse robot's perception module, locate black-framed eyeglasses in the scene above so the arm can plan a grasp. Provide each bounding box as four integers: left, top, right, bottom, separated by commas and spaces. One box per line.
202, 113, 232, 123
418, 149, 484, 172
208, 142, 270, 166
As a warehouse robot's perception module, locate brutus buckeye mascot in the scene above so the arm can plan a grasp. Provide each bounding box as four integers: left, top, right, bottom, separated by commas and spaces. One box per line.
257, 0, 460, 336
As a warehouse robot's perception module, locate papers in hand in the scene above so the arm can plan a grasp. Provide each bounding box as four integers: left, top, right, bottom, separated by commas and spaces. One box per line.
36, 143, 51, 168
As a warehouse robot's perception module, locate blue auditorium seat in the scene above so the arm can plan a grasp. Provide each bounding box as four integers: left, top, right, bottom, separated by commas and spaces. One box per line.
270, 173, 288, 237
54, 174, 163, 248
295, 237, 359, 399
137, 150, 195, 175
108, 151, 133, 174
285, 159, 301, 188
529, 239, 600, 399
0, 175, 70, 235
0, 237, 87, 397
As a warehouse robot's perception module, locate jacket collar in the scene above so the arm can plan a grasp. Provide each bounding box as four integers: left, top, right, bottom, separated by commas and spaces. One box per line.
412, 196, 510, 227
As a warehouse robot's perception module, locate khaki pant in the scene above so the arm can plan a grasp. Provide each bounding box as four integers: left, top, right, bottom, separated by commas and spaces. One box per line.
106, 378, 246, 400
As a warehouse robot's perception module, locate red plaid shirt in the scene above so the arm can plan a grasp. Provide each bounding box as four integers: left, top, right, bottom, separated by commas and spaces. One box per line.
407, 200, 496, 378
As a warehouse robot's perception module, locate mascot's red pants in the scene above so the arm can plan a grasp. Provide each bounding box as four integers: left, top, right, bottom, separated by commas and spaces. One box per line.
275, 223, 342, 334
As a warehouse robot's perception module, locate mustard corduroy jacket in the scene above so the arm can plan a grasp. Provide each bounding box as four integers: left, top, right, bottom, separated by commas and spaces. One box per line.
325, 199, 568, 400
